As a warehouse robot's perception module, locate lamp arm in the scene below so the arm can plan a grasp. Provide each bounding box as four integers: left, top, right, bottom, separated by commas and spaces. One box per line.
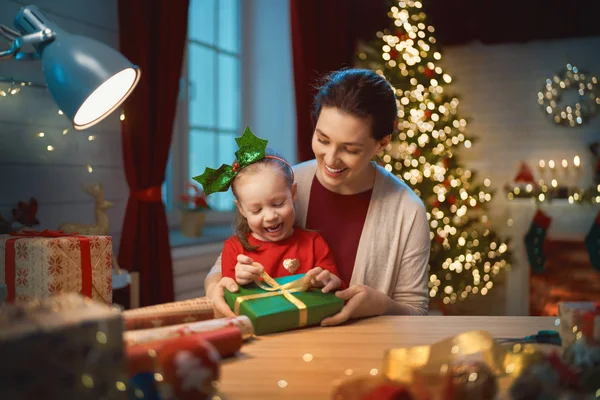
0, 28, 55, 61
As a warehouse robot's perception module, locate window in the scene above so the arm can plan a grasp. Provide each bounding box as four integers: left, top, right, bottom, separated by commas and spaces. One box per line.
165, 0, 242, 222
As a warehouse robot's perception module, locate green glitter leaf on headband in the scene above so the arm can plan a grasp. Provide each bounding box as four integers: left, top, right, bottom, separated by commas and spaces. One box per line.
192, 164, 235, 195
191, 126, 269, 196
235, 126, 268, 168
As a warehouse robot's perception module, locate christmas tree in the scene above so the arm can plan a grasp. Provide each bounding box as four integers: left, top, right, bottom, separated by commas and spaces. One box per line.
356, 1, 511, 307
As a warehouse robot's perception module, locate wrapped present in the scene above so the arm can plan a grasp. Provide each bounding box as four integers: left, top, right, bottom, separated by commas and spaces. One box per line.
224, 272, 344, 335
123, 315, 254, 347
558, 302, 600, 347
0, 293, 127, 400
126, 327, 242, 376
0, 230, 112, 304
123, 297, 214, 330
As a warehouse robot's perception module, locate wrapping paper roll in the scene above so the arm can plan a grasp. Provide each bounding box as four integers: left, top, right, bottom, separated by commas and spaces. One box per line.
123, 315, 254, 347
126, 326, 242, 376
123, 297, 214, 330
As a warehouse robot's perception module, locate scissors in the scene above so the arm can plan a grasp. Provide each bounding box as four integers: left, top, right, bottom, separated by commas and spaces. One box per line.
495, 330, 561, 346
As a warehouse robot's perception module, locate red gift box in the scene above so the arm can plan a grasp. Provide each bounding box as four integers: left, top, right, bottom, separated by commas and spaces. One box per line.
0, 230, 112, 304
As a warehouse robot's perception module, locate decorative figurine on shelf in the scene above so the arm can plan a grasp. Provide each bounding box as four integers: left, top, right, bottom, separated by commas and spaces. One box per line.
177, 183, 210, 238
59, 183, 112, 235
58, 183, 123, 275
0, 198, 40, 234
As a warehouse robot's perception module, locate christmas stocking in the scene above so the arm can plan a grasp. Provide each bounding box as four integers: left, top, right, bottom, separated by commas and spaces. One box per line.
524, 209, 552, 274
585, 211, 600, 272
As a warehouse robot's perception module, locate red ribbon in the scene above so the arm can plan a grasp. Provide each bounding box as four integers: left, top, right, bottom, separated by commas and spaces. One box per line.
581, 303, 600, 342
4, 230, 92, 302
131, 186, 162, 202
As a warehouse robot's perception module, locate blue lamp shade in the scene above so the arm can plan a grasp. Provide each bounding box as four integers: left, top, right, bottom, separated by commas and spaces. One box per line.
10, 5, 140, 130
42, 35, 141, 130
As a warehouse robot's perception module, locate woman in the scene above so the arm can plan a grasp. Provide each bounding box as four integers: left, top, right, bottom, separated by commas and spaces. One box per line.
204, 69, 430, 325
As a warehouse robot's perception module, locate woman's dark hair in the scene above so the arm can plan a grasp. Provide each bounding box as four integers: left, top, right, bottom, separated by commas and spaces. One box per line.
231, 148, 294, 251
313, 68, 398, 140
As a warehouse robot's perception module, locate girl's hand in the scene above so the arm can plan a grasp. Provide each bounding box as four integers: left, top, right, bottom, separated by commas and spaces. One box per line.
304, 267, 342, 293
320, 284, 388, 326
235, 255, 264, 285
207, 276, 238, 318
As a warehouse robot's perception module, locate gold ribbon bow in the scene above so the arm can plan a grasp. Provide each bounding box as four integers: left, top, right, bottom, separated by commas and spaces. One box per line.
234, 265, 313, 328
383, 330, 544, 385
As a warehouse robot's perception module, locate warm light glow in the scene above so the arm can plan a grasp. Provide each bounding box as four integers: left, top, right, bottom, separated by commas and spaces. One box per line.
574, 155, 580, 167
47, 145, 54, 152
539, 159, 545, 168
37, 132, 45, 138
548, 160, 555, 169
74, 68, 140, 130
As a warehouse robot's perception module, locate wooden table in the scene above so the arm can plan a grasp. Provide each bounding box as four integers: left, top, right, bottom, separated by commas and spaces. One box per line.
218, 315, 557, 400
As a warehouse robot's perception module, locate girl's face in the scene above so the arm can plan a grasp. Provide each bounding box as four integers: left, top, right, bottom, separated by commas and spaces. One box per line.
312, 106, 391, 194
234, 165, 298, 242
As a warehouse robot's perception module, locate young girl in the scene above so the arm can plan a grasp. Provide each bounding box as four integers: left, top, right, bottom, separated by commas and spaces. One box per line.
194, 129, 343, 293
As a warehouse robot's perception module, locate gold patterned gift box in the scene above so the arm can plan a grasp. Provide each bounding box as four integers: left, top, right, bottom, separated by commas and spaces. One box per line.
0, 293, 127, 400
0, 231, 113, 304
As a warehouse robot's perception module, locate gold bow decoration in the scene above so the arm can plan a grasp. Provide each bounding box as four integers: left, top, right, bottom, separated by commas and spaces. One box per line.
233, 265, 313, 328
383, 330, 544, 385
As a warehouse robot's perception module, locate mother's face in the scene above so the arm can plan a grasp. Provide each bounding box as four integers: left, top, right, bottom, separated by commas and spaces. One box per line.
312, 106, 390, 194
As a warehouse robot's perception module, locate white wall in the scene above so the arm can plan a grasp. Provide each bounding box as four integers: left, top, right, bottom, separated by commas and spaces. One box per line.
0, 0, 126, 253
442, 36, 600, 233
441, 37, 600, 314
241, 0, 297, 165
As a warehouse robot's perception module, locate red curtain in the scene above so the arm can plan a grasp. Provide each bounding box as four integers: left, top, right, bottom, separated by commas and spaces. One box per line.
117, 0, 189, 306
290, 0, 388, 162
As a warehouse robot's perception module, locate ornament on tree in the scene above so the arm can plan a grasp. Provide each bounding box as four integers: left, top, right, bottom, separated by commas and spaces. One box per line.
584, 211, 600, 272
524, 209, 552, 273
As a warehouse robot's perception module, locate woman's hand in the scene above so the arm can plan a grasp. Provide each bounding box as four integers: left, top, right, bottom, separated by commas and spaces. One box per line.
304, 267, 341, 293
206, 275, 238, 318
320, 284, 389, 326
235, 255, 264, 285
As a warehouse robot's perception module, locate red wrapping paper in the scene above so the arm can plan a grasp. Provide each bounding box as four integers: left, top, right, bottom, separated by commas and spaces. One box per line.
126, 326, 242, 376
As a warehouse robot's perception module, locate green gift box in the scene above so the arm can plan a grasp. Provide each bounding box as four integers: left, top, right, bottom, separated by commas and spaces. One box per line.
224, 273, 344, 335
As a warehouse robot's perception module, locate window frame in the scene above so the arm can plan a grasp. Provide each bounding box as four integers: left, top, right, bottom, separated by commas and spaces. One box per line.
166, 0, 242, 228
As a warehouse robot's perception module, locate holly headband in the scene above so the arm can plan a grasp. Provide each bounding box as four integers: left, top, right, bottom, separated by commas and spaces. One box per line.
192, 127, 294, 196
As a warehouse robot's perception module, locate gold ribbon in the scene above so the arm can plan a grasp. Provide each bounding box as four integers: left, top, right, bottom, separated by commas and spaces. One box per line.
383, 330, 544, 385
234, 265, 313, 328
